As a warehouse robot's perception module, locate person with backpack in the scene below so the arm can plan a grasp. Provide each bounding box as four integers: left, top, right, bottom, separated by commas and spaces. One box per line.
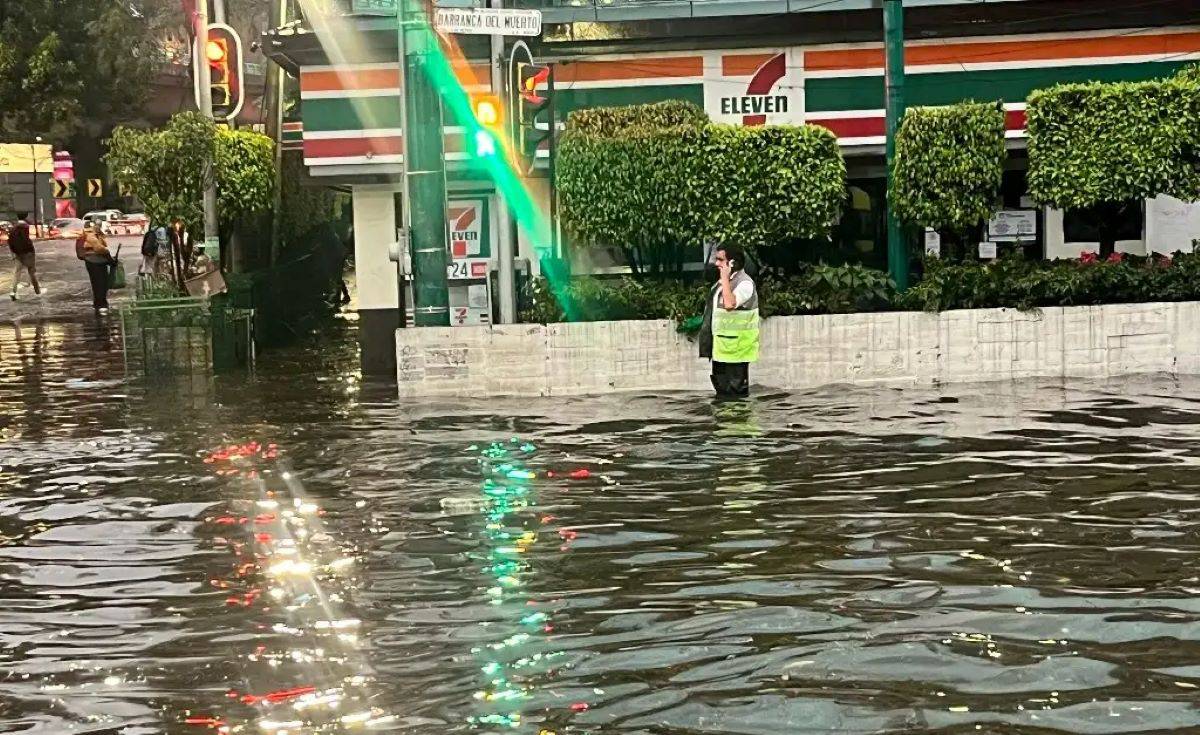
77, 222, 116, 314
139, 223, 169, 277
8, 213, 41, 301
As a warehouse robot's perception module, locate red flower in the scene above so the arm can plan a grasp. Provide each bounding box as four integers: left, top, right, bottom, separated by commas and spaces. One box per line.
1107, 252, 1124, 263
1079, 251, 1098, 264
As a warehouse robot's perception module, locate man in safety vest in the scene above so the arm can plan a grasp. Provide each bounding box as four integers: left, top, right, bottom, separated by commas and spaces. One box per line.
699, 243, 759, 397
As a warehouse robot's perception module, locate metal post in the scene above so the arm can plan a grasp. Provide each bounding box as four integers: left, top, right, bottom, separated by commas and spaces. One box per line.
266, 0, 287, 265
193, 0, 222, 269
490, 0, 516, 324
401, 0, 450, 326
30, 139, 40, 237
547, 65, 558, 257
884, 0, 908, 291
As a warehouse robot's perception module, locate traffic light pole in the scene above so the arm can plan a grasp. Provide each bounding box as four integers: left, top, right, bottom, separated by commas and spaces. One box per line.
884, 0, 908, 291
400, 0, 451, 326
265, 0, 288, 265
490, 0, 517, 324
193, 0, 221, 270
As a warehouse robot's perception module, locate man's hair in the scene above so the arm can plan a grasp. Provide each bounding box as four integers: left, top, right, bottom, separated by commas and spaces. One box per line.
717, 243, 747, 269
16, 212, 28, 220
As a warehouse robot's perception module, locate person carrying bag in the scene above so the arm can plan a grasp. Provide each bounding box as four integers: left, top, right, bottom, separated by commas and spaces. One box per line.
80, 223, 117, 314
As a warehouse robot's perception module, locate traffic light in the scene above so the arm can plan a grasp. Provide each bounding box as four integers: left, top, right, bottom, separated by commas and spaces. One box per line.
470, 93, 503, 160
194, 23, 244, 120
516, 63, 552, 173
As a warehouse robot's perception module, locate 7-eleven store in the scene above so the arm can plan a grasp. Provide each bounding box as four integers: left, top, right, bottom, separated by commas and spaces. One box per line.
266, 18, 1200, 373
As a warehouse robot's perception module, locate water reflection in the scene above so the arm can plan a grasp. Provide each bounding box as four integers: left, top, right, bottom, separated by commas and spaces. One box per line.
0, 318, 1198, 734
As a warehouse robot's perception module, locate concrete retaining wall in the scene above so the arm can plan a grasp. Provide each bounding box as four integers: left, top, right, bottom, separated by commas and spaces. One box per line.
396, 301, 1200, 397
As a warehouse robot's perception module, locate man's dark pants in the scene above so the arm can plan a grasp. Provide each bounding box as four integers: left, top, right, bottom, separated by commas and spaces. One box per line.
85, 261, 110, 309
711, 361, 749, 398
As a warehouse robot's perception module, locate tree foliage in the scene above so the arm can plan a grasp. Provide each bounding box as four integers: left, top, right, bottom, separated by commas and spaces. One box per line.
106, 112, 273, 235
890, 101, 1007, 232
0, 1, 172, 141
279, 151, 337, 246
558, 102, 845, 275
1027, 76, 1200, 211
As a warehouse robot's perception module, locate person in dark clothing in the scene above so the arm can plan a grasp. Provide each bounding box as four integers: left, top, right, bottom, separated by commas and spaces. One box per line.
7, 213, 40, 300
80, 223, 116, 313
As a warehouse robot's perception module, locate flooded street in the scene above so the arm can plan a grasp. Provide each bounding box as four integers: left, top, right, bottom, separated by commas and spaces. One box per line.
1, 315, 1199, 735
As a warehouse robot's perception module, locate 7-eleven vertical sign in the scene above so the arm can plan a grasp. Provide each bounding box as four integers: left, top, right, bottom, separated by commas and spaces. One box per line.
446, 197, 489, 259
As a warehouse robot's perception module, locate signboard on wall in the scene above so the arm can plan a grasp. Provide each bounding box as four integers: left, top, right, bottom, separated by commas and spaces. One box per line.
0, 144, 53, 174
703, 49, 802, 127
987, 209, 1037, 241
447, 197, 490, 260
352, 0, 396, 14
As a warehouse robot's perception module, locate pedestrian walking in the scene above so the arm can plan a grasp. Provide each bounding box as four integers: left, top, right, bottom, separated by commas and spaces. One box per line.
78, 222, 116, 314
139, 223, 170, 278
7, 213, 41, 301
699, 243, 759, 398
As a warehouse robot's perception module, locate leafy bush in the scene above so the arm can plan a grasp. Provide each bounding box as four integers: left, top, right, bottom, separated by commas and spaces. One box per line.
522, 253, 1200, 325
106, 112, 275, 235
520, 264, 895, 325
899, 251, 1200, 312
890, 101, 1007, 233
565, 100, 708, 136
520, 276, 709, 324
558, 102, 846, 275
1027, 76, 1200, 252
278, 150, 336, 247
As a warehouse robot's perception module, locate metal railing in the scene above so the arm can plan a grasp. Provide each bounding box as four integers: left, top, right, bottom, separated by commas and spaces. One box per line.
118, 294, 256, 377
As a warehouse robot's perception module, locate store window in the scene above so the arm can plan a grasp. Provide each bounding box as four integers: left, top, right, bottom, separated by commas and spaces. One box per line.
1063, 200, 1144, 245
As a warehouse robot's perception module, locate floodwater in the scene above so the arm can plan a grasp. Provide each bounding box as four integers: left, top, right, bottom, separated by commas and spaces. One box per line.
1, 315, 1198, 735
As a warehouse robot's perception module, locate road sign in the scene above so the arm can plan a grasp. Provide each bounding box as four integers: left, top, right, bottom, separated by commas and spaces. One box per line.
434, 7, 541, 36
52, 179, 75, 199
87, 179, 103, 198
119, 182, 133, 197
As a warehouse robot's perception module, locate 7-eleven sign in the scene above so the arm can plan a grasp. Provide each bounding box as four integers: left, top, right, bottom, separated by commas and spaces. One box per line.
447, 198, 488, 259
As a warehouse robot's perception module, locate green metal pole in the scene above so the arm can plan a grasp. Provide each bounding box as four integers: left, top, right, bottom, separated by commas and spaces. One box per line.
401, 0, 450, 326
884, 0, 909, 291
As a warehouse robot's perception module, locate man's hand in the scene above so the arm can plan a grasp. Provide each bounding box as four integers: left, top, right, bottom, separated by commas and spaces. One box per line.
718, 261, 732, 283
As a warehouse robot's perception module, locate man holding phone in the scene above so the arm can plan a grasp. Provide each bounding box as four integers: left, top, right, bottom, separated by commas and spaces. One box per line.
699, 243, 759, 397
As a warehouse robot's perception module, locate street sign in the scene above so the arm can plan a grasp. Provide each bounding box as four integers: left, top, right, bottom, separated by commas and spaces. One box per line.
52, 179, 75, 199
434, 7, 541, 36
119, 182, 133, 197
351, 0, 395, 14
87, 179, 103, 198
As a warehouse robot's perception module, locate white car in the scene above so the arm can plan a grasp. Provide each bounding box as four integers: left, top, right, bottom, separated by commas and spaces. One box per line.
82, 209, 124, 233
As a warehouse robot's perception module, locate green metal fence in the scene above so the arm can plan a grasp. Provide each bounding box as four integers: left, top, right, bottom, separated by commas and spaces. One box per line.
118, 295, 255, 376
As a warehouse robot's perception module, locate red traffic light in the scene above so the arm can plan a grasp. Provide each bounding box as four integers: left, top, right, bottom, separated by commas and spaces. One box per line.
520, 65, 549, 105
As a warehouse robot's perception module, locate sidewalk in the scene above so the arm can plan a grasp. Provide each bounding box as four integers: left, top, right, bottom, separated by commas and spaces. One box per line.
0, 236, 139, 322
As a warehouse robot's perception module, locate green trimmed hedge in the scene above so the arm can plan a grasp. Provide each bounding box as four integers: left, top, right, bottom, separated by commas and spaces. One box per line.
565, 100, 708, 136
520, 252, 1200, 325
890, 101, 1007, 233
557, 102, 846, 274
1027, 76, 1200, 211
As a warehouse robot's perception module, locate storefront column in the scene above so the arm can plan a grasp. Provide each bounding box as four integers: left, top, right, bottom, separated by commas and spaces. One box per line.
352, 186, 401, 376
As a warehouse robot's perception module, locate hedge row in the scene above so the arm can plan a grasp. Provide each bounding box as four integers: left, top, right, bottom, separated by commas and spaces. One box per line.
520, 252, 1200, 324
557, 101, 846, 274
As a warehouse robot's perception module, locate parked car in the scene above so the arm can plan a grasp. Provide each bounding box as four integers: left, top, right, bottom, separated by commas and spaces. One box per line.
48, 218, 86, 240
82, 209, 124, 234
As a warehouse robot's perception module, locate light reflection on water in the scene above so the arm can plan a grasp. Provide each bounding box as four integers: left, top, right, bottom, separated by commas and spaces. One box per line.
0, 317, 1198, 734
